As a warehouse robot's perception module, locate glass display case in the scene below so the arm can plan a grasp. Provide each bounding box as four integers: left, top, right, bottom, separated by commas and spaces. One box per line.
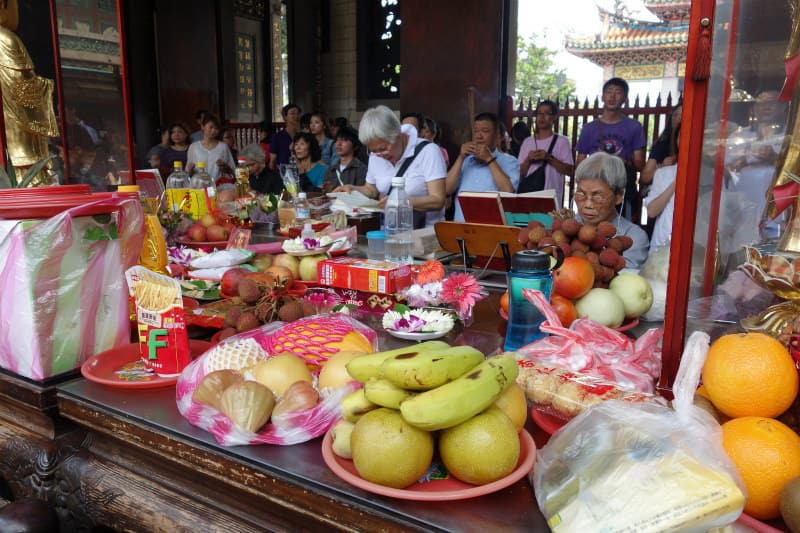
664, 0, 797, 385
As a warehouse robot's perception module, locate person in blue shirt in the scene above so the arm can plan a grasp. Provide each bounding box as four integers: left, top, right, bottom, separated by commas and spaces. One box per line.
445, 112, 520, 222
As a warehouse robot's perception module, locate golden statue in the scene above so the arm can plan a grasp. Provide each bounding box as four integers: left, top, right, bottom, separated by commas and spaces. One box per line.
0, 0, 59, 185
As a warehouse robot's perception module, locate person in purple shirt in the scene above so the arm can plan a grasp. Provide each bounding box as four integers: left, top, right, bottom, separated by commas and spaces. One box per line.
269, 103, 301, 170
576, 77, 646, 221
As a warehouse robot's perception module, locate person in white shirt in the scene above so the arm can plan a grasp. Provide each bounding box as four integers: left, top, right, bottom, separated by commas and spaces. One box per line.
186, 114, 235, 185
335, 105, 447, 228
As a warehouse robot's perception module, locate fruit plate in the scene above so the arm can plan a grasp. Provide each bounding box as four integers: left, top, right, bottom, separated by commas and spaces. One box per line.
284, 244, 333, 257
615, 317, 639, 332
385, 328, 453, 341
321, 429, 536, 501
175, 236, 228, 252
531, 407, 568, 435
81, 340, 212, 389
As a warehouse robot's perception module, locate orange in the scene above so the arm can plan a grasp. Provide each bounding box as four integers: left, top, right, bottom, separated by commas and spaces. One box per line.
550, 293, 577, 327
721, 417, 800, 519
552, 256, 595, 299
702, 332, 798, 419
499, 292, 509, 316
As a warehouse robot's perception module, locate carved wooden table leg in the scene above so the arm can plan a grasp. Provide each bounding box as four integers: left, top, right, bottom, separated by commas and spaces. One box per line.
0, 497, 60, 533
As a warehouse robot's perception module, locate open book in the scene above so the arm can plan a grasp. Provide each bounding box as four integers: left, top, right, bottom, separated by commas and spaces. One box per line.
457, 189, 556, 226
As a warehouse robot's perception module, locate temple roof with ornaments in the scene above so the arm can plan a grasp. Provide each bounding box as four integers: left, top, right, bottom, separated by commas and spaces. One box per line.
565, 0, 690, 66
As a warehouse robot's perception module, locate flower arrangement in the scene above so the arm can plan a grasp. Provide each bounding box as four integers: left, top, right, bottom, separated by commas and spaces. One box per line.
246, 193, 280, 224
382, 306, 455, 334
397, 260, 486, 322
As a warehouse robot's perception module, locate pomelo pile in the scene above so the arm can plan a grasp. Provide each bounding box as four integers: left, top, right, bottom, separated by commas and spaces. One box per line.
700, 332, 800, 520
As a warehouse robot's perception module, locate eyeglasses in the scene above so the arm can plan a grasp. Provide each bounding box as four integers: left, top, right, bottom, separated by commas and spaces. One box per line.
368, 142, 393, 157
574, 191, 613, 204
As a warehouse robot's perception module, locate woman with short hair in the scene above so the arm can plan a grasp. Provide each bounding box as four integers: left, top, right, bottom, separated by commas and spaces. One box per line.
293, 131, 327, 192
337, 105, 446, 228
573, 152, 649, 269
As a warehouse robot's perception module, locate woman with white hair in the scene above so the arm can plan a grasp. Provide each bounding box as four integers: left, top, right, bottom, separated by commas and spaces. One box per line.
335, 105, 447, 227
574, 152, 649, 269
239, 143, 282, 194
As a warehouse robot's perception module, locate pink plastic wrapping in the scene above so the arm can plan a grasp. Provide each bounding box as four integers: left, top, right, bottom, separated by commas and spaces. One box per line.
515, 289, 663, 393
176, 315, 377, 446
0, 197, 143, 380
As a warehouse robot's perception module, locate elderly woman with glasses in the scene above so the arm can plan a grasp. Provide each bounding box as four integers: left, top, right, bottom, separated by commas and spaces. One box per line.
335, 105, 447, 228
574, 152, 649, 269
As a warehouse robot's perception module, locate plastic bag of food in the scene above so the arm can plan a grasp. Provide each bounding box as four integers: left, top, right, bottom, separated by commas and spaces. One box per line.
516, 359, 666, 419
516, 289, 662, 393
531, 332, 746, 533
176, 315, 377, 446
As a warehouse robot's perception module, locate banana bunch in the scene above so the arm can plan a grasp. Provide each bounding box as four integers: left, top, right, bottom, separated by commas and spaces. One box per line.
339, 342, 519, 432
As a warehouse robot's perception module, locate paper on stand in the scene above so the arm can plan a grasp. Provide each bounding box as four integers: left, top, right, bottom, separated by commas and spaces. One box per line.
329, 191, 381, 214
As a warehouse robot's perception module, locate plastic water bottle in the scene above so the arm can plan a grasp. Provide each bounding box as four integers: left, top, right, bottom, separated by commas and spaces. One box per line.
384, 176, 413, 264
504, 249, 562, 351
165, 160, 189, 189
294, 191, 310, 221
189, 161, 214, 191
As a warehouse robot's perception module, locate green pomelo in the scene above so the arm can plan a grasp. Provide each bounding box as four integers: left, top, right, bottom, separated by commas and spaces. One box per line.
439, 407, 520, 485
350, 408, 433, 489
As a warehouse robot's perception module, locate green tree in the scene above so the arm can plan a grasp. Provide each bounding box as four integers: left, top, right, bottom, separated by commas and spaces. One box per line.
515, 35, 575, 103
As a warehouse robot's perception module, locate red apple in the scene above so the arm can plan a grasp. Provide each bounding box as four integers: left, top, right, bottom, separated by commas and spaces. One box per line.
206, 224, 228, 241
220, 267, 250, 297
187, 223, 207, 242
273, 253, 300, 280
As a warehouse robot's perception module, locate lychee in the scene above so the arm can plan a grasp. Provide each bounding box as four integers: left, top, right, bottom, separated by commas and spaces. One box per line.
596, 221, 616, 238
562, 218, 581, 237
599, 247, 620, 267
237, 278, 261, 305
577, 224, 596, 245
235, 311, 261, 333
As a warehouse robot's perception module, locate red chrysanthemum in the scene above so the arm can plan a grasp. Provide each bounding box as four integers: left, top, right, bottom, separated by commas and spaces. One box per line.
416, 260, 446, 285
440, 273, 484, 318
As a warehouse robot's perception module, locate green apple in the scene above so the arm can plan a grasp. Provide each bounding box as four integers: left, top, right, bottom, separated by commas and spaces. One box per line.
609, 273, 654, 319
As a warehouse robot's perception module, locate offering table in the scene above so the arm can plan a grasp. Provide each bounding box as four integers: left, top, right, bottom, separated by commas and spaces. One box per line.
0, 293, 552, 532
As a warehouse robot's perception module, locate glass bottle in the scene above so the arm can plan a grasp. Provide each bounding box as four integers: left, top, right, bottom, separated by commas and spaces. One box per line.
384, 176, 413, 265
235, 157, 251, 198
504, 249, 561, 351
301, 222, 314, 240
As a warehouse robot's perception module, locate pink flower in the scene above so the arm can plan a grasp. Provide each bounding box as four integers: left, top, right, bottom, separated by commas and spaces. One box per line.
440, 273, 484, 318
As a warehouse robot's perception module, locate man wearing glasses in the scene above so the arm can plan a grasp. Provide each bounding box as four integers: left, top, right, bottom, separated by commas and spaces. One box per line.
574, 152, 649, 269
575, 78, 646, 221
517, 100, 574, 207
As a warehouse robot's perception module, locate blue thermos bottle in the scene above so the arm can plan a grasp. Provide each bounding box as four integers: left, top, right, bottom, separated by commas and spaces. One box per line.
504, 248, 564, 352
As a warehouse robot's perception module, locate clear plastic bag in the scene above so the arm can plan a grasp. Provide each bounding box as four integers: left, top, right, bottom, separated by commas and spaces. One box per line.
0, 197, 142, 379
516, 289, 662, 393
176, 315, 377, 446
531, 332, 747, 533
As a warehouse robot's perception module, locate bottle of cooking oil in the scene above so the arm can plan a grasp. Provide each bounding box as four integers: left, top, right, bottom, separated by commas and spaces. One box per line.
234, 157, 251, 198
117, 184, 168, 274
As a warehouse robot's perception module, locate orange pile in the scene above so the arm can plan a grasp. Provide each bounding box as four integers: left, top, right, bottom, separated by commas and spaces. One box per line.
702, 332, 800, 519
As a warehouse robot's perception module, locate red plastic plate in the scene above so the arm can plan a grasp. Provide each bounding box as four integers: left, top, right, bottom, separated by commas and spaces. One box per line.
81, 340, 212, 389
321, 429, 536, 501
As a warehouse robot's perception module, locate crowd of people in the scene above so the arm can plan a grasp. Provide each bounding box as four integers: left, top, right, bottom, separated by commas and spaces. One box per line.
105, 73, 781, 272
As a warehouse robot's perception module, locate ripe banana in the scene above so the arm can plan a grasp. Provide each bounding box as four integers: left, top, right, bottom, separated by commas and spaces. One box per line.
340, 388, 378, 423
330, 419, 355, 459
345, 340, 450, 383
364, 377, 416, 409
400, 354, 519, 431
381, 345, 484, 391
